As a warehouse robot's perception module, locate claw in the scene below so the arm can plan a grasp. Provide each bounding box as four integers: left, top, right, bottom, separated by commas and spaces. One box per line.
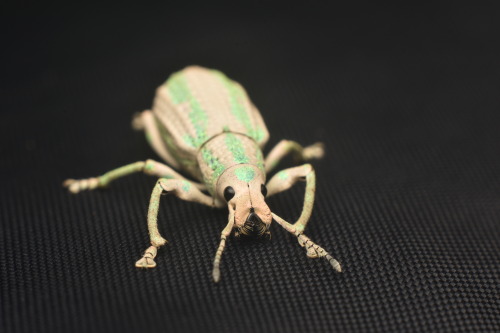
135, 246, 158, 269
135, 256, 157, 268
212, 266, 221, 283
328, 257, 342, 272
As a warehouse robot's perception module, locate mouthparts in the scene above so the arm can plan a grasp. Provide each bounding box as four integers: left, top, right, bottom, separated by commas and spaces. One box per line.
238, 211, 269, 237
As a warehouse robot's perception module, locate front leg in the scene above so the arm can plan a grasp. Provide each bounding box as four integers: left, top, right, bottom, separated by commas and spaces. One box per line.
266, 163, 316, 232
135, 178, 215, 268
272, 213, 342, 272
266, 164, 341, 272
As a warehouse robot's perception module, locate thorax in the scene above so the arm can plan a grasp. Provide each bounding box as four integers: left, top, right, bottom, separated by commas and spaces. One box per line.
196, 132, 265, 195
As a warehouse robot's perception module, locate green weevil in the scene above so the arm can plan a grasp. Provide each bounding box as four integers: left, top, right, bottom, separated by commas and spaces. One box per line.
64, 65, 342, 282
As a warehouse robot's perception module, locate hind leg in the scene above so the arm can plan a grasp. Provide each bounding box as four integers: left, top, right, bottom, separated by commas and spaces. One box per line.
132, 110, 181, 169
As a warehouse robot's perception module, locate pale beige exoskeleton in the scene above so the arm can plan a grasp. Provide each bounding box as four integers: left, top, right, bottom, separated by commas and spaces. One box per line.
64, 65, 341, 282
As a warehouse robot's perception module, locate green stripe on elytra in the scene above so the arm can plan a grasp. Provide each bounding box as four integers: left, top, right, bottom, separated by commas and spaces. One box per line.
167, 73, 208, 148
212, 70, 265, 142
224, 133, 249, 164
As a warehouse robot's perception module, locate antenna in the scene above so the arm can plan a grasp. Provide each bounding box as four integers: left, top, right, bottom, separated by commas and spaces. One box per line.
212, 209, 235, 282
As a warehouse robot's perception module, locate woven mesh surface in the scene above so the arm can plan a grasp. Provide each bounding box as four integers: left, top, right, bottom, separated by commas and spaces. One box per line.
2, 5, 500, 333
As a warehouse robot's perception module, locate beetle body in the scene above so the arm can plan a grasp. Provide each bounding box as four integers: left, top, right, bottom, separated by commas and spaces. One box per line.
151, 66, 268, 184
65, 65, 341, 282
151, 66, 267, 196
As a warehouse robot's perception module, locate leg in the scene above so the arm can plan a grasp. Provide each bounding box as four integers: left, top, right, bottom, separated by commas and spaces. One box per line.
264, 139, 324, 173
267, 164, 342, 272
132, 110, 181, 169
266, 163, 315, 232
135, 178, 214, 268
63, 159, 205, 193
272, 213, 341, 272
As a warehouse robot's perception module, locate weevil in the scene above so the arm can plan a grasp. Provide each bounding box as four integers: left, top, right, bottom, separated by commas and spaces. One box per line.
64, 65, 342, 282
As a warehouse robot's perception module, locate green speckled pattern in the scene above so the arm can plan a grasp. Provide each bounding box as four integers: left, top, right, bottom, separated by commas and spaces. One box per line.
234, 166, 255, 182
197, 133, 265, 194
151, 66, 269, 181
199, 146, 227, 193
167, 73, 209, 148
224, 133, 249, 164
213, 71, 266, 142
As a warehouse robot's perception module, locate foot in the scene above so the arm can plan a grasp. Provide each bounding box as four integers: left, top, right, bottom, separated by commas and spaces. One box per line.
302, 142, 325, 160
63, 177, 101, 193
135, 246, 158, 269
297, 234, 342, 272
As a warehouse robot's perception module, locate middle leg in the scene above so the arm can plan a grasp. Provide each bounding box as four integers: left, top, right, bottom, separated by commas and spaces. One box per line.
264, 139, 325, 173
64, 159, 205, 193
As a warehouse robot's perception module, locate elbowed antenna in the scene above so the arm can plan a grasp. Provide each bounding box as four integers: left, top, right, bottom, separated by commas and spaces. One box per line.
212, 209, 235, 282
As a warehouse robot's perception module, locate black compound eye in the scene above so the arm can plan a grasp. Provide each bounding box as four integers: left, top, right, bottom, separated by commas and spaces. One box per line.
261, 184, 267, 197
224, 186, 235, 202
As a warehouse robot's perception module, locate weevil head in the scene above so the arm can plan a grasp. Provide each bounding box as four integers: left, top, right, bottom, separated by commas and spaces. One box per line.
216, 164, 272, 238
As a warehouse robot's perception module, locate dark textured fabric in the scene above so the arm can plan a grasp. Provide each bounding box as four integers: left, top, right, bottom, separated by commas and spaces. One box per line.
2, 5, 500, 333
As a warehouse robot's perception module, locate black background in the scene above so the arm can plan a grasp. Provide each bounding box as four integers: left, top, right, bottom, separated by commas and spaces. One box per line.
2, 4, 500, 332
